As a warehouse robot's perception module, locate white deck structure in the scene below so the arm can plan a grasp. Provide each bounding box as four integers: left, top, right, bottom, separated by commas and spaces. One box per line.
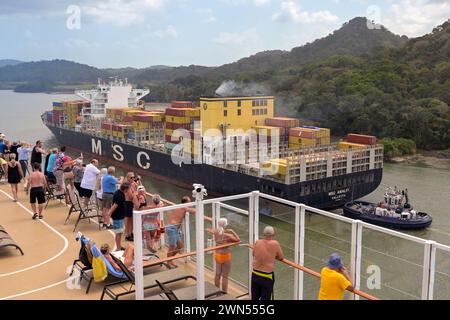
76, 78, 149, 118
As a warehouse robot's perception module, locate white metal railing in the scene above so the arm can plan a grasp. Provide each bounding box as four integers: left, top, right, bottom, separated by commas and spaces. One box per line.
133, 190, 449, 300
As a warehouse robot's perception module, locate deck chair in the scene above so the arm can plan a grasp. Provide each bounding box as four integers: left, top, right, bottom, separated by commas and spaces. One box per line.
72, 235, 127, 294
101, 254, 195, 300
44, 175, 65, 209
64, 184, 83, 225
154, 279, 223, 300
0, 225, 8, 234
0, 234, 24, 255
70, 234, 94, 293
71, 189, 102, 232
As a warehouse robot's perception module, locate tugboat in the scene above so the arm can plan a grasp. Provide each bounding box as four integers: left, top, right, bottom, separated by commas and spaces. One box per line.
343, 187, 432, 230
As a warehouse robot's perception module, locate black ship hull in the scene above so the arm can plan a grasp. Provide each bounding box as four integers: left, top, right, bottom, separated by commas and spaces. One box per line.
46, 125, 383, 209
343, 201, 432, 230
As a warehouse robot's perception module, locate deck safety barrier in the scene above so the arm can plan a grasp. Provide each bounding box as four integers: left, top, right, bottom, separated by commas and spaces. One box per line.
135, 190, 449, 300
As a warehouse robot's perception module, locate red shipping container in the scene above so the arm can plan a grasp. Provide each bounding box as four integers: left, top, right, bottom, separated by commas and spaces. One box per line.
52, 110, 61, 124
289, 128, 317, 139
265, 117, 300, 128
171, 101, 194, 109
166, 122, 192, 130
133, 115, 160, 122
347, 134, 377, 145
165, 108, 187, 117
122, 116, 134, 123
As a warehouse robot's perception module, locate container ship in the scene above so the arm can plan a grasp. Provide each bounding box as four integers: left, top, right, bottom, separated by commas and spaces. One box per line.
42, 78, 384, 209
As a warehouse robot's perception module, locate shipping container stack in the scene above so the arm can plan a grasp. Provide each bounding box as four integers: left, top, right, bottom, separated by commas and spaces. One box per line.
289, 126, 331, 149
165, 101, 200, 155
132, 111, 165, 144
52, 100, 89, 128
265, 117, 300, 146
101, 122, 113, 137
261, 158, 287, 181
64, 101, 89, 128
45, 111, 53, 123
52, 102, 63, 125
250, 125, 280, 162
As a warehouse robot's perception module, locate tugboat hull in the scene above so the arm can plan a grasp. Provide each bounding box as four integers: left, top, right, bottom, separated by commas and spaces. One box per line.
343, 201, 432, 230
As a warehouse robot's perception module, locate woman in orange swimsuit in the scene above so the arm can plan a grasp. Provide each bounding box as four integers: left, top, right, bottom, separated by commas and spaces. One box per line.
208, 218, 240, 293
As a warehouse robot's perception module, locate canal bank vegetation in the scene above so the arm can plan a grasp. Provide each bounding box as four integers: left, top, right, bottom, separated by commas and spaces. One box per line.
379, 138, 417, 160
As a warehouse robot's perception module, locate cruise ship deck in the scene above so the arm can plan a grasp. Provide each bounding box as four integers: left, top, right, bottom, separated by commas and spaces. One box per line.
0, 183, 247, 300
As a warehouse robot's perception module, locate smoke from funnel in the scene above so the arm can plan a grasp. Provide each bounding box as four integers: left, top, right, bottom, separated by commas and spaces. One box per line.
215, 80, 270, 97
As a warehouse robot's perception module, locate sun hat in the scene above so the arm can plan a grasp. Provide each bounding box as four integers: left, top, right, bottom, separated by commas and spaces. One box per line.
327, 253, 344, 269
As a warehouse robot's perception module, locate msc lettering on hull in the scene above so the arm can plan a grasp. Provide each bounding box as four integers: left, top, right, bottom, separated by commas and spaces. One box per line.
92, 139, 102, 155
91, 138, 151, 170
113, 144, 124, 161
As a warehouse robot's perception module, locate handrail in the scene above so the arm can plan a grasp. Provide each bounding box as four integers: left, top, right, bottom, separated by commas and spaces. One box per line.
144, 191, 212, 222
246, 244, 378, 301
144, 241, 240, 267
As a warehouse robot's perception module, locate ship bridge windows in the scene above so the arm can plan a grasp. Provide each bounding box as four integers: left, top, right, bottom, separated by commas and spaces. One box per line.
252, 99, 269, 107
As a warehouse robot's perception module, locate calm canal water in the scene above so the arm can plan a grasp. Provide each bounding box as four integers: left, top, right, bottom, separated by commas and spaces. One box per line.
1, 90, 449, 300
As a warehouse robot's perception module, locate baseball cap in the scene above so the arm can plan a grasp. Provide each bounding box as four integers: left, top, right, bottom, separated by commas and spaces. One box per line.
137, 186, 146, 192
327, 253, 344, 269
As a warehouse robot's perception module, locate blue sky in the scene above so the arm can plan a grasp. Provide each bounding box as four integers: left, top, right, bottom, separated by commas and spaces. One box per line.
0, 0, 449, 68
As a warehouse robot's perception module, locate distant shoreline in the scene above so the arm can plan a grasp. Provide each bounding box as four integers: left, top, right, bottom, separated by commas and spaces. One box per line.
0, 88, 76, 95
389, 150, 450, 170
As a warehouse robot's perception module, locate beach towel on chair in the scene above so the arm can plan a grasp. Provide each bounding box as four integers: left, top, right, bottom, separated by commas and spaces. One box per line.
91, 248, 108, 282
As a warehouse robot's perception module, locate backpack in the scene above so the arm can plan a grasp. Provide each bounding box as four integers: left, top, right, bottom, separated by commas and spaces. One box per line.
79, 240, 93, 268
54, 152, 65, 172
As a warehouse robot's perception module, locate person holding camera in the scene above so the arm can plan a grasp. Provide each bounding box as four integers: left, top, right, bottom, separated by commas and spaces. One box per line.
318, 253, 354, 300
122, 172, 140, 241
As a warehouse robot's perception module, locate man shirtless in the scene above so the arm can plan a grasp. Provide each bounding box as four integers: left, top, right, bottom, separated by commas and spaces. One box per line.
251, 226, 284, 300
165, 196, 196, 268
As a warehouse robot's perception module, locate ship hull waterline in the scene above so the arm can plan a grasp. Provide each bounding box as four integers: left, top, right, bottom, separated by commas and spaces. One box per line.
46, 125, 383, 210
